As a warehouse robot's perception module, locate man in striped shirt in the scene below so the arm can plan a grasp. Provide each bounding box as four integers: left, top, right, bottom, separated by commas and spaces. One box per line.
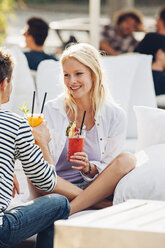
0, 48, 70, 248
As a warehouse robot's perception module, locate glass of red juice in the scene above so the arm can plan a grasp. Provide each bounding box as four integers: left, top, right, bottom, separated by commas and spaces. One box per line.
68, 132, 85, 159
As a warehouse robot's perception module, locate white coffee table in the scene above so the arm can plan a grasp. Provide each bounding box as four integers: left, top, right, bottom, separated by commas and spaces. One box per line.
54, 199, 165, 248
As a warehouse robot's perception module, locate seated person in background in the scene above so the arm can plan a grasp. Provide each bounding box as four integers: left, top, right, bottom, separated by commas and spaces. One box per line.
24, 17, 58, 71
134, 6, 165, 96
28, 43, 136, 215
100, 9, 144, 55
152, 47, 165, 96
0, 48, 70, 248
134, 6, 165, 54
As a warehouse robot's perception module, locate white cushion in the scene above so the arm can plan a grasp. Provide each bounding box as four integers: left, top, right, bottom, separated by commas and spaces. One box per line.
134, 105, 165, 151
36, 60, 64, 107
102, 55, 136, 112
126, 55, 156, 138
113, 143, 165, 205
102, 54, 156, 139
123, 138, 137, 153
3, 46, 35, 115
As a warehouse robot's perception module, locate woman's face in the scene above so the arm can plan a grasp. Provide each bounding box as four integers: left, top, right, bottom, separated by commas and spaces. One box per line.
63, 57, 93, 100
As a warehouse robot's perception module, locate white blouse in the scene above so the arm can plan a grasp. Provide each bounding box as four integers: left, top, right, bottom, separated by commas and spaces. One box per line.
44, 95, 127, 181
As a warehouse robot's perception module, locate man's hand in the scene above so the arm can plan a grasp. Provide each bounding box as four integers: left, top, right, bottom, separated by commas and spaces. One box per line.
32, 121, 51, 146
32, 121, 54, 164
12, 174, 20, 198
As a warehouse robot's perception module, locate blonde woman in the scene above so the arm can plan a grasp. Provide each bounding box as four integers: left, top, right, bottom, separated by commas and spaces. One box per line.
31, 43, 136, 214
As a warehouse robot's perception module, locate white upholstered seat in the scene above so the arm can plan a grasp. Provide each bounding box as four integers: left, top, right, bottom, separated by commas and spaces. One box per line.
36, 60, 64, 110
102, 53, 157, 152
3, 46, 35, 115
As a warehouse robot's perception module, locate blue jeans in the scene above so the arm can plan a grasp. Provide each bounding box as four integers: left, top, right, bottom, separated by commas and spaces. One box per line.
74, 179, 90, 189
0, 194, 70, 248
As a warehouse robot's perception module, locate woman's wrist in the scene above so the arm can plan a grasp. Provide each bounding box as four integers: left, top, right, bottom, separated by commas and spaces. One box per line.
83, 162, 98, 177
85, 162, 92, 175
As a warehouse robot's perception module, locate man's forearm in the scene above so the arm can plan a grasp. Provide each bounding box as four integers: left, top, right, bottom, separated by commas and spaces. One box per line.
39, 144, 55, 165
100, 41, 119, 56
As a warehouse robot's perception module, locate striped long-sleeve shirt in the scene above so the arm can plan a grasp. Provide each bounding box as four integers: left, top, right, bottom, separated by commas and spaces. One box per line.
0, 109, 57, 225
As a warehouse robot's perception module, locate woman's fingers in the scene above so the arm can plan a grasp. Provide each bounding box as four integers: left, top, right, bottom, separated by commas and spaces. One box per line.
70, 156, 87, 162
73, 152, 88, 158
70, 154, 90, 174
71, 165, 84, 170
70, 152, 88, 162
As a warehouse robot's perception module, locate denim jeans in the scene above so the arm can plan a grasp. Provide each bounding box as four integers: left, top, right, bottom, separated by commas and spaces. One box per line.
0, 194, 70, 248
74, 179, 90, 189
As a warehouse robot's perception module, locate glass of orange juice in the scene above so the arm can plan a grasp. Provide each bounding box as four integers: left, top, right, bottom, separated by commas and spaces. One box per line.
25, 113, 44, 144
25, 113, 44, 127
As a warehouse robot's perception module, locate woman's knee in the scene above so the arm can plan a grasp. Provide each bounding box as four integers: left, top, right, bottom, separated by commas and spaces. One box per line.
113, 152, 136, 176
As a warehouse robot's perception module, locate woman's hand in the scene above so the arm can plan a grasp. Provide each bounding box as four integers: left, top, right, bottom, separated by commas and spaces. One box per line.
69, 152, 92, 174
12, 174, 20, 198
32, 121, 51, 146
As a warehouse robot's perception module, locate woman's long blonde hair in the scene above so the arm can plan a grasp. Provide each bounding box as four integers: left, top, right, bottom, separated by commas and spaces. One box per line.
60, 43, 107, 118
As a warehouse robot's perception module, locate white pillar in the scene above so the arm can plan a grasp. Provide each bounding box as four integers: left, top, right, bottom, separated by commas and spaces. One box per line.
89, 0, 101, 49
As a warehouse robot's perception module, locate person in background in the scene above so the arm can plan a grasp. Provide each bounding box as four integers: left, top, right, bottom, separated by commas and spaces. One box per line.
134, 6, 165, 54
134, 6, 165, 96
24, 17, 58, 71
0, 48, 70, 248
100, 9, 144, 55
156, 5, 165, 35
135, 36, 165, 96
152, 47, 165, 96
28, 43, 136, 215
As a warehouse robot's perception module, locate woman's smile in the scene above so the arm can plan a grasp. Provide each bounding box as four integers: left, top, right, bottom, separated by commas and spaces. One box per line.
70, 85, 82, 92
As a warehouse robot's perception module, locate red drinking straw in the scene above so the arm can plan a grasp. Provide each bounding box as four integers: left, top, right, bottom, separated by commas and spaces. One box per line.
40, 92, 47, 114
80, 110, 86, 135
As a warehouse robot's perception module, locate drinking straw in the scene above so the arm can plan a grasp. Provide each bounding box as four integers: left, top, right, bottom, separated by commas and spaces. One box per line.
40, 92, 47, 114
31, 91, 35, 117
80, 110, 86, 135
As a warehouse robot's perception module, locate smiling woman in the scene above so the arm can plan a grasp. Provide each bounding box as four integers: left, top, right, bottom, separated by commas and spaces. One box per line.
29, 43, 136, 215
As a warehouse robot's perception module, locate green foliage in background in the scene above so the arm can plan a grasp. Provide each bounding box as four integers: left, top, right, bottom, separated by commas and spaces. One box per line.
23, 0, 106, 4
0, 0, 15, 45
23, 0, 52, 3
